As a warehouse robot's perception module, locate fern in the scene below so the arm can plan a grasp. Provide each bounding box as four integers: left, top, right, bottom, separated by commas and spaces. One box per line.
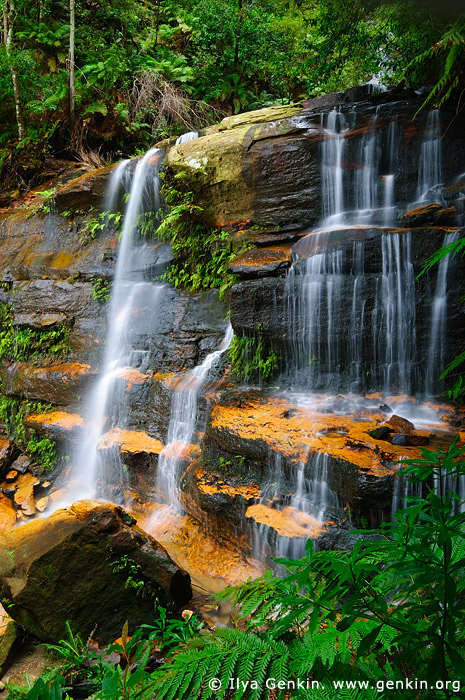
406, 13, 465, 113
417, 237, 465, 278
149, 629, 289, 700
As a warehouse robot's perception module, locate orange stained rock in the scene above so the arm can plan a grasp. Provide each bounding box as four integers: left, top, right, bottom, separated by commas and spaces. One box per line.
99, 428, 163, 455
51, 251, 74, 269
114, 368, 150, 389
0, 494, 16, 531
210, 396, 430, 475
161, 442, 200, 462
25, 363, 93, 379
195, 468, 260, 500
140, 503, 263, 587
246, 504, 324, 539
26, 411, 84, 430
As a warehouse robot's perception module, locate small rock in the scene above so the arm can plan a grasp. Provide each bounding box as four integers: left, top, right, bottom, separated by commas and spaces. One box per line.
368, 426, 392, 440
5, 471, 17, 483
378, 404, 392, 413
41, 481, 51, 489
390, 434, 412, 447
10, 455, 31, 474
35, 496, 49, 512
14, 484, 36, 516
16, 473, 40, 488
384, 415, 414, 434
408, 433, 430, 446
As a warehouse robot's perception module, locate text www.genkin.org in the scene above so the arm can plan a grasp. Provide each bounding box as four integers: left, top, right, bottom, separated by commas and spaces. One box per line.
208, 678, 461, 694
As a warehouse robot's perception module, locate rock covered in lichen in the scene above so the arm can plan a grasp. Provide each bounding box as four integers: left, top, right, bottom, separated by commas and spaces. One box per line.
0, 500, 192, 643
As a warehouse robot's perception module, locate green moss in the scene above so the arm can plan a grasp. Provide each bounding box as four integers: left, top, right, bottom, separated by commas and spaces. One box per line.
0, 396, 58, 472
0, 302, 70, 363
229, 334, 279, 382
156, 175, 249, 297
91, 278, 111, 303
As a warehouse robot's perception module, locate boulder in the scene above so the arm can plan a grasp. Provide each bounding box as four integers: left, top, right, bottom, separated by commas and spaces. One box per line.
0, 500, 192, 643
0, 363, 96, 407
0, 621, 22, 677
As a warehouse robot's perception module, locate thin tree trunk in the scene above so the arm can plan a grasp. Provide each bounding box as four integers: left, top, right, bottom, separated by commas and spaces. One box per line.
4, 0, 25, 141
69, 0, 75, 132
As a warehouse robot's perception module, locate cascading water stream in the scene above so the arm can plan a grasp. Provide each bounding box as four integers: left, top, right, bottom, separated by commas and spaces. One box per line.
157, 323, 234, 510
322, 110, 348, 226
251, 451, 340, 562
425, 230, 460, 396
417, 110, 442, 202
175, 131, 199, 144
69, 148, 165, 502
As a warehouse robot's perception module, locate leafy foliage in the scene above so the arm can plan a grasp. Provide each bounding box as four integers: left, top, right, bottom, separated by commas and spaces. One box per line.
0, 302, 70, 364
229, 334, 279, 382
0, 0, 456, 193
406, 12, 465, 113
158, 179, 248, 296
91, 278, 111, 303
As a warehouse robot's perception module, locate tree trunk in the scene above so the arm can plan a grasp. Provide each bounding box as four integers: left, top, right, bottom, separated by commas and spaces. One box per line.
4, 0, 25, 141
69, 0, 75, 132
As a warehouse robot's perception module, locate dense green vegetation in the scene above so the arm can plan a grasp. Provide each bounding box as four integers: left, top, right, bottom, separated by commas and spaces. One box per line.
6, 440, 465, 699
157, 178, 248, 295
0, 0, 464, 194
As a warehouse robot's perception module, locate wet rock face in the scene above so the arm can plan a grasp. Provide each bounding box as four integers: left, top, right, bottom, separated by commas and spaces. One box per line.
229, 226, 465, 393
0, 501, 192, 643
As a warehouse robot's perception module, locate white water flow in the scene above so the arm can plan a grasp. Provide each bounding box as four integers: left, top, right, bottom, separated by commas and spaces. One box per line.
70, 148, 165, 502
158, 324, 234, 509
252, 452, 339, 562
425, 231, 460, 396
175, 131, 199, 145
417, 110, 442, 202
286, 231, 416, 393
322, 110, 348, 225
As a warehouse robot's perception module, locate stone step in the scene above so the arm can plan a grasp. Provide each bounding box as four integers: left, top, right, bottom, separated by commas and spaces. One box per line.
98, 428, 163, 468
24, 411, 85, 441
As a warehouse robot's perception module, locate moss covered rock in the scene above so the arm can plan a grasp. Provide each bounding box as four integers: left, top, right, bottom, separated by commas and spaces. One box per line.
0, 500, 191, 643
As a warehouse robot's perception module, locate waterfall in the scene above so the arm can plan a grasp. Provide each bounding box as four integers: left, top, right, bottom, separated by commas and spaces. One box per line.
379, 232, 416, 393
286, 231, 416, 393
322, 110, 348, 225
70, 149, 166, 502
251, 452, 339, 563
175, 131, 199, 145
417, 110, 442, 202
157, 324, 233, 509
425, 231, 460, 395
354, 114, 380, 223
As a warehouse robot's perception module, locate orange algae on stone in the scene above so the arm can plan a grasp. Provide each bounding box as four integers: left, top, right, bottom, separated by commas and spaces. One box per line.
51, 251, 74, 269
114, 368, 150, 389
26, 411, 84, 431
195, 468, 260, 500
246, 503, 324, 539
210, 396, 428, 476
99, 428, 163, 455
